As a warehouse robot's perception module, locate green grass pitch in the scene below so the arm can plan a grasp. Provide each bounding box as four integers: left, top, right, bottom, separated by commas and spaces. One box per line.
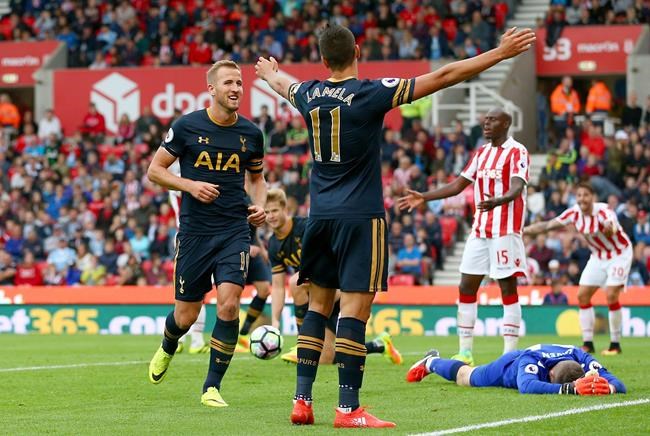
2, 334, 649, 435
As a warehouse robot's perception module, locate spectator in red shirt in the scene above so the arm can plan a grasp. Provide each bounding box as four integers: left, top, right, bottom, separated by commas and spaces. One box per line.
80, 103, 106, 138
582, 124, 606, 159
14, 250, 43, 286
188, 33, 212, 65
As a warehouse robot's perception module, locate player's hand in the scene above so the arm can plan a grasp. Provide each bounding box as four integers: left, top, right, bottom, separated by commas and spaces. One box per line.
575, 375, 611, 396
255, 56, 279, 80
496, 27, 536, 60
248, 205, 266, 227
250, 245, 261, 258
398, 189, 425, 212
602, 220, 616, 238
189, 181, 220, 203
477, 196, 501, 211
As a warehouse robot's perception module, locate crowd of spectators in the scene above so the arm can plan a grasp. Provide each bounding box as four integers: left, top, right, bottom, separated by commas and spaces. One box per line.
2, 1, 650, 288
3, 79, 650, 287
543, 0, 650, 47
527, 77, 650, 287
3, 0, 511, 68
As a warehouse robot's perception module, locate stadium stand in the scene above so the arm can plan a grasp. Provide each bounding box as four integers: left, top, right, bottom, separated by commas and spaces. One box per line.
0, 1, 648, 287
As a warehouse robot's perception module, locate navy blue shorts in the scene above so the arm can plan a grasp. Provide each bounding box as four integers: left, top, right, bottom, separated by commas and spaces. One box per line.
173, 231, 249, 302
469, 351, 520, 387
246, 253, 272, 284
298, 217, 388, 292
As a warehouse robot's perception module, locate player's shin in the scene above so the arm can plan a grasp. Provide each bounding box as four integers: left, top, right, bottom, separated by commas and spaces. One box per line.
429, 358, 468, 382
203, 318, 238, 392
162, 311, 191, 354
294, 303, 309, 333
335, 317, 367, 412
189, 305, 207, 348
579, 304, 595, 343
608, 302, 622, 344
502, 294, 521, 353
295, 310, 328, 403
457, 295, 478, 353
240, 295, 268, 336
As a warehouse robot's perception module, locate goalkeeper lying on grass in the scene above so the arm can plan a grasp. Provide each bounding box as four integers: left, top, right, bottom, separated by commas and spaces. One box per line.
407, 343, 626, 395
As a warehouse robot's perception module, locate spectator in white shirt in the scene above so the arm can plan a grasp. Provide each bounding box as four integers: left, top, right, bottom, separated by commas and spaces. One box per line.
38, 109, 62, 140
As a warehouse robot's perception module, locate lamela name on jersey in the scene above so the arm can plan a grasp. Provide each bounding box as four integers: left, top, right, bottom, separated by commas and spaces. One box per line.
306, 86, 355, 106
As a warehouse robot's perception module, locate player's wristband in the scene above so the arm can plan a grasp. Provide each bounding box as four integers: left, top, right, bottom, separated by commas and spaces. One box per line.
559, 383, 577, 395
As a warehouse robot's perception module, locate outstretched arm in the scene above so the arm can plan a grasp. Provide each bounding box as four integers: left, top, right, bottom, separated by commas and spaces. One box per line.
523, 218, 565, 237
398, 176, 472, 212
255, 57, 291, 100
411, 27, 536, 100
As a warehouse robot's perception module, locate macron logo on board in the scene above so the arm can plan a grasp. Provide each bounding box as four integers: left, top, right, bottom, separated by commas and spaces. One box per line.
91, 73, 140, 134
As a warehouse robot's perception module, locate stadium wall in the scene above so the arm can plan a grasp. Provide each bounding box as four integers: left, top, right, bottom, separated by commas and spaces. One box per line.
2, 286, 650, 337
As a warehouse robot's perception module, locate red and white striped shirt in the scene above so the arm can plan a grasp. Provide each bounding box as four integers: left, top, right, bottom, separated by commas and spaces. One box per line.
461, 137, 529, 239
556, 203, 631, 260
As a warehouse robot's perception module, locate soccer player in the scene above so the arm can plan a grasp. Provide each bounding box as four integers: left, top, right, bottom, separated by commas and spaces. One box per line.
523, 182, 632, 355
256, 24, 535, 427
399, 107, 530, 365
406, 343, 626, 395
169, 165, 208, 354
147, 60, 267, 408
171, 190, 273, 355
265, 188, 402, 365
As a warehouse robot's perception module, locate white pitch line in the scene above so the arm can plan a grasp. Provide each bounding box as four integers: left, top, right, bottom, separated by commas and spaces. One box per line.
0, 360, 148, 373
412, 398, 650, 436
0, 350, 424, 373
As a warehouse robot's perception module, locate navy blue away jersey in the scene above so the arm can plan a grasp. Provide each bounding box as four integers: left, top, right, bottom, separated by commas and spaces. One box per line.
288, 78, 414, 219
498, 344, 626, 394
268, 217, 307, 274
163, 109, 264, 235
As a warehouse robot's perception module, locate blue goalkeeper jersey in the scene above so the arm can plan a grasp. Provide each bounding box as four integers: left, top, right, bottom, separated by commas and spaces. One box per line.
493, 344, 626, 394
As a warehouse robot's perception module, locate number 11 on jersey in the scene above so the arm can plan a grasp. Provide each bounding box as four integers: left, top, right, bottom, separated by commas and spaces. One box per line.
309, 106, 341, 162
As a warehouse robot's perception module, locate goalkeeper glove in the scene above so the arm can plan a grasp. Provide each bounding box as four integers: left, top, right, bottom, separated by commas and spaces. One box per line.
575, 375, 611, 396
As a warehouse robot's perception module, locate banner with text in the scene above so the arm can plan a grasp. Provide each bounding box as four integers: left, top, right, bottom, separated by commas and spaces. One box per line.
52, 61, 430, 135
2, 304, 650, 337
2, 285, 650, 306
535, 25, 644, 76
0, 41, 60, 86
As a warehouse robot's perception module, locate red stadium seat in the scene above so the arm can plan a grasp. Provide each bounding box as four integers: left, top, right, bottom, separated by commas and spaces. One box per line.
389, 274, 415, 286
495, 3, 509, 30
163, 260, 175, 282
439, 216, 458, 247
441, 18, 458, 42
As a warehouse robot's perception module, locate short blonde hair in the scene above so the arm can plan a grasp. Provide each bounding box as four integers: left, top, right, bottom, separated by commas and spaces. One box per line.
207, 60, 241, 84
266, 188, 287, 208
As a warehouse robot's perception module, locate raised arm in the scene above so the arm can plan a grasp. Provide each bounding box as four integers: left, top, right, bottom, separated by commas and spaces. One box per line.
412, 27, 536, 100
398, 176, 472, 212
255, 56, 291, 100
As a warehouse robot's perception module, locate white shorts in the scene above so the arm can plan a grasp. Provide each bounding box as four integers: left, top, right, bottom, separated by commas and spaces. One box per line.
579, 247, 633, 288
459, 234, 527, 280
